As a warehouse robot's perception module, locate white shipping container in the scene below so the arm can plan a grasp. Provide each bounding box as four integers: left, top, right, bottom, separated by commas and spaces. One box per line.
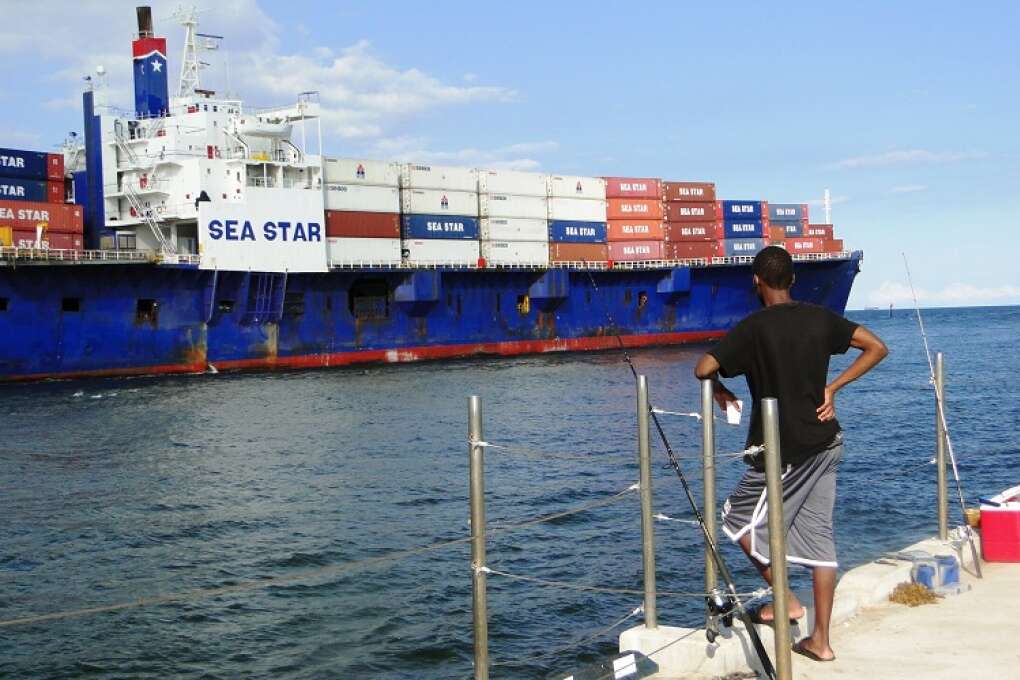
477, 169, 548, 197
401, 188, 478, 217
479, 193, 548, 219
548, 197, 608, 222
325, 184, 400, 213
481, 240, 549, 266
400, 163, 478, 192
547, 174, 607, 200
480, 217, 549, 242
402, 238, 480, 265
327, 237, 402, 265
323, 158, 401, 187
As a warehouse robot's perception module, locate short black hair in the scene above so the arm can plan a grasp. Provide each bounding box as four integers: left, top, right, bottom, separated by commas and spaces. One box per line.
752, 246, 794, 289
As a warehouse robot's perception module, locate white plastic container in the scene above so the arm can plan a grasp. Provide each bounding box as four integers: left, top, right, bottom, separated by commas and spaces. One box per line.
477, 169, 548, 197
480, 217, 549, 242
401, 188, 478, 217
327, 237, 402, 265
402, 238, 480, 265
478, 193, 548, 219
400, 163, 478, 192
481, 240, 549, 266
324, 184, 400, 213
547, 174, 607, 200
548, 197, 608, 222
323, 158, 401, 187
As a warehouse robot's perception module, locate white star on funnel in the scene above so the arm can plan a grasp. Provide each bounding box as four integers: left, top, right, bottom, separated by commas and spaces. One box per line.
151, 59, 162, 72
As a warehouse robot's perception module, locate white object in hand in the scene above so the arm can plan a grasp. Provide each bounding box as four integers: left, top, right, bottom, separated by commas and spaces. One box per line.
726, 400, 743, 425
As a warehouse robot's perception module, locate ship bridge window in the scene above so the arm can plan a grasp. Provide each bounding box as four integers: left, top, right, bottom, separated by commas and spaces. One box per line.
62, 297, 81, 313
283, 291, 305, 317
136, 299, 159, 325
349, 279, 389, 320
0, 297, 8, 312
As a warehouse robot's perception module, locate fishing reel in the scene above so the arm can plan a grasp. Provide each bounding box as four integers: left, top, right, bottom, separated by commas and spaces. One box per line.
705, 588, 737, 643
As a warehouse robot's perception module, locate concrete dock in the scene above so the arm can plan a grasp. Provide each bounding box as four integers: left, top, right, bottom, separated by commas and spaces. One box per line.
620, 534, 1019, 679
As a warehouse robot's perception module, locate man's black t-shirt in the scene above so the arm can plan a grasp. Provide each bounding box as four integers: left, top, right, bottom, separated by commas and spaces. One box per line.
708, 302, 859, 466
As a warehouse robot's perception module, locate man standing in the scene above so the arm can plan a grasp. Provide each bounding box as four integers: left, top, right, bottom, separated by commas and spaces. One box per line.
694, 246, 887, 662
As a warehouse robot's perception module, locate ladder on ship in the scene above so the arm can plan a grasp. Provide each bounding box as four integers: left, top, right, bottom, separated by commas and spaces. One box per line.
243, 273, 288, 324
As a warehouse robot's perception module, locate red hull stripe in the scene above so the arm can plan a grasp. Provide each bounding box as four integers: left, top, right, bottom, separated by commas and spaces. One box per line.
3, 331, 725, 382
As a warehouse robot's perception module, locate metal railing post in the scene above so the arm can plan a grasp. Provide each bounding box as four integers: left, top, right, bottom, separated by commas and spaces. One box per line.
636, 375, 657, 628
701, 379, 718, 597
468, 396, 489, 680
935, 352, 948, 540
762, 398, 793, 680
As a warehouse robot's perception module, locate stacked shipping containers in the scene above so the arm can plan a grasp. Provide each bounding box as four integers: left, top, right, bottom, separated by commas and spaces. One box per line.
719, 199, 768, 257
478, 169, 549, 266
604, 177, 666, 262
0, 147, 79, 250
400, 164, 480, 265
662, 181, 722, 260
767, 202, 808, 242
323, 158, 402, 265
547, 175, 608, 263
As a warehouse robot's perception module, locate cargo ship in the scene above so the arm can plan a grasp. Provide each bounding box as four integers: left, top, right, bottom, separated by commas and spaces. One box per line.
0, 7, 860, 382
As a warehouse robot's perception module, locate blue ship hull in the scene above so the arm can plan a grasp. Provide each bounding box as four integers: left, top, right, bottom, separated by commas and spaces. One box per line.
0, 254, 860, 381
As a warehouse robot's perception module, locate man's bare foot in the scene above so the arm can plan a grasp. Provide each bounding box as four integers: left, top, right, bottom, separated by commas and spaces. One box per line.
792, 637, 835, 662
756, 601, 806, 623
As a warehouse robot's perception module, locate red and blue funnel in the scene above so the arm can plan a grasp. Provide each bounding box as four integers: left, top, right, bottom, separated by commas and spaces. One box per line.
132, 6, 169, 118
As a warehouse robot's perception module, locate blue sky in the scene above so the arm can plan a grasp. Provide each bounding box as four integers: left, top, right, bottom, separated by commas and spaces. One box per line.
1, 0, 1017, 308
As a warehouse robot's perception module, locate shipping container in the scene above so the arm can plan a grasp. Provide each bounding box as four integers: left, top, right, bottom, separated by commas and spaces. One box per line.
401, 188, 478, 217
768, 203, 809, 222
402, 238, 480, 265
768, 226, 787, 240
782, 237, 825, 254
477, 169, 548, 197
327, 237, 402, 264
480, 217, 549, 242
547, 174, 607, 200
547, 219, 608, 243
324, 183, 400, 213
805, 224, 833, 239
823, 239, 845, 252
46, 154, 64, 181
666, 221, 723, 242
12, 229, 82, 251
325, 211, 401, 239
480, 240, 550, 266
323, 158, 401, 187
607, 220, 666, 241
606, 198, 663, 221
662, 181, 716, 203
547, 197, 608, 222
721, 200, 765, 220
0, 200, 83, 233
664, 201, 718, 222
608, 240, 666, 261
723, 238, 767, 257
604, 177, 662, 199
723, 219, 765, 239
668, 241, 723, 260
0, 147, 59, 182
0, 178, 63, 204
401, 214, 480, 240
400, 163, 478, 192
778, 221, 806, 238
548, 242, 609, 263
478, 193, 548, 220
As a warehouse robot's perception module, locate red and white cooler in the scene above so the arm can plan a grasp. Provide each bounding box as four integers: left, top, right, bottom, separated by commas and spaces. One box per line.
980, 484, 1020, 562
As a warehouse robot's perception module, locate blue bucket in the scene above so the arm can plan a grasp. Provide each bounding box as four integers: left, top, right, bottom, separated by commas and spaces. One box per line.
935, 554, 960, 587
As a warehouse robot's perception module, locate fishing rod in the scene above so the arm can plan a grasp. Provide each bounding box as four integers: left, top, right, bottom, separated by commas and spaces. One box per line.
902, 255, 982, 577
581, 267, 777, 680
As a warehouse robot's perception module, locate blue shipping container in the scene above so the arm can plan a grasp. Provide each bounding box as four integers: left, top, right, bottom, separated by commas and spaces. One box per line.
723, 219, 765, 239
402, 214, 479, 240
768, 203, 807, 221
723, 238, 766, 257
721, 200, 764, 220
0, 177, 49, 202
0, 147, 50, 181
548, 220, 608, 243
779, 221, 804, 237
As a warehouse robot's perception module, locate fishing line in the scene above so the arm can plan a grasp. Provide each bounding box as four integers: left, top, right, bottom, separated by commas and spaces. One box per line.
902, 254, 982, 577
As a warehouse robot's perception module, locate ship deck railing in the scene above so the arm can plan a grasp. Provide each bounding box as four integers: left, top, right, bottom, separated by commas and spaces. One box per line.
0, 247, 152, 265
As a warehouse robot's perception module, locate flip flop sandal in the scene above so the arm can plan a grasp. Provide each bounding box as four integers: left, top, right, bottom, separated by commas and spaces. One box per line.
792, 640, 836, 662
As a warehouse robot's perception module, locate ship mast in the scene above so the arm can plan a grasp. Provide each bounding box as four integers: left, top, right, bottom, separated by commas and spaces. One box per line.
173, 5, 201, 97
823, 187, 832, 223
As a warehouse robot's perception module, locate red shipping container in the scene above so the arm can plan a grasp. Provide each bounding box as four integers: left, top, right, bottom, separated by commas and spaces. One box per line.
325, 210, 400, 238
664, 201, 718, 222
0, 200, 83, 233
549, 242, 609, 263
606, 198, 663, 221
805, 224, 834, 239
823, 239, 844, 252
46, 180, 64, 203
46, 153, 64, 181
608, 240, 665, 261
668, 241, 723, 260
607, 220, 666, 241
12, 229, 82, 251
783, 237, 825, 254
662, 181, 716, 203
666, 221, 723, 242
604, 177, 661, 199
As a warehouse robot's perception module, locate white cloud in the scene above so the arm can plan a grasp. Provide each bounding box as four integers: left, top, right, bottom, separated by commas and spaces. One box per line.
867, 281, 1020, 308
831, 149, 988, 170
888, 184, 928, 194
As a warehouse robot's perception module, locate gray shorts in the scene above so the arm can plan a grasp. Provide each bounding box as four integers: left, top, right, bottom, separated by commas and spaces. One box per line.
721, 434, 843, 568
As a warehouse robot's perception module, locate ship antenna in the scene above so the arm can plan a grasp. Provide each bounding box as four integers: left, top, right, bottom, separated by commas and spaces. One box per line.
823, 187, 832, 223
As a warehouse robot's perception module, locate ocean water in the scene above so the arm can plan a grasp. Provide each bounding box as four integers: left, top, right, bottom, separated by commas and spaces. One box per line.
1, 305, 1017, 679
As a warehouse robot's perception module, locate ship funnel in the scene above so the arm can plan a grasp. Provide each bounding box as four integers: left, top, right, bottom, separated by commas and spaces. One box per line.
132, 5, 169, 118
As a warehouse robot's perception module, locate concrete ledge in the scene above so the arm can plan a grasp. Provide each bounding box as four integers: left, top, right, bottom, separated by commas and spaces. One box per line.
619, 532, 982, 678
